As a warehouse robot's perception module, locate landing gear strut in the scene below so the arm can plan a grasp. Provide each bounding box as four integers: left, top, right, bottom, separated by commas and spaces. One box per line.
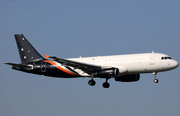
88, 73, 96, 86
153, 72, 159, 83
102, 78, 110, 88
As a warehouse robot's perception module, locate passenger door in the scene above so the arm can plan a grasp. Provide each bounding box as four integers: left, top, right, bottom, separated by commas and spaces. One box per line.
149, 54, 155, 65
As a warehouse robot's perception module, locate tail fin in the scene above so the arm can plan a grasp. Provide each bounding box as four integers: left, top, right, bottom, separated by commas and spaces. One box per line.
15, 34, 44, 64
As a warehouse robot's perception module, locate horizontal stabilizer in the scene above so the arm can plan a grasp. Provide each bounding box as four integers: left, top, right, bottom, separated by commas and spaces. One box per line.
4, 63, 32, 69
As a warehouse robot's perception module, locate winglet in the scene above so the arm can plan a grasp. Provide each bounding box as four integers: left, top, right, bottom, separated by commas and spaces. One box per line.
44, 54, 50, 59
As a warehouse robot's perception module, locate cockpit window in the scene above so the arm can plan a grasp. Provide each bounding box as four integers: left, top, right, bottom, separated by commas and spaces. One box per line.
168, 57, 172, 59
161, 57, 172, 60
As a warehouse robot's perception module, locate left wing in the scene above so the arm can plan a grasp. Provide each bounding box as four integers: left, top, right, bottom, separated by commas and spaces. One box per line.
48, 55, 102, 75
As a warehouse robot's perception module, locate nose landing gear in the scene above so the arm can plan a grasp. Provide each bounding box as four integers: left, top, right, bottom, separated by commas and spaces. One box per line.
154, 79, 159, 83
153, 72, 159, 83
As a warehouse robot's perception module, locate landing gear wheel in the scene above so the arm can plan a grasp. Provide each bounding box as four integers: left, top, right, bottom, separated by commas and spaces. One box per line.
102, 82, 110, 88
88, 79, 96, 86
154, 79, 159, 83
153, 72, 159, 83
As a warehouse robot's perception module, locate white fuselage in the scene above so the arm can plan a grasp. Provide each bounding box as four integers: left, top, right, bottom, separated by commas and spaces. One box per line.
68, 53, 179, 77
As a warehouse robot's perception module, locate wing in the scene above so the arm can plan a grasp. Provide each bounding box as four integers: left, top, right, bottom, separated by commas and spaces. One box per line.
48, 55, 102, 75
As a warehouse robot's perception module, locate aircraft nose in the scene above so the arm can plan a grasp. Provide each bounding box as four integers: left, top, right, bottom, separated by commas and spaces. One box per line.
172, 60, 179, 69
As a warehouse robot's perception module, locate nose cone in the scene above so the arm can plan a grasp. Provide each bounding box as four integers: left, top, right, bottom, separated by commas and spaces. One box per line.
172, 60, 179, 69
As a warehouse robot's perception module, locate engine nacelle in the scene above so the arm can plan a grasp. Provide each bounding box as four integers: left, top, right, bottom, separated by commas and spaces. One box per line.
115, 74, 140, 82
94, 68, 119, 78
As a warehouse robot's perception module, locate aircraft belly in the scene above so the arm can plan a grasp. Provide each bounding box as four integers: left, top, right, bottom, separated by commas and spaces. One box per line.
45, 68, 81, 78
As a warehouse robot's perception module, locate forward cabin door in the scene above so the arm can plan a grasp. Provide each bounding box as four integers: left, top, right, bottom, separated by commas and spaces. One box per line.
149, 54, 155, 65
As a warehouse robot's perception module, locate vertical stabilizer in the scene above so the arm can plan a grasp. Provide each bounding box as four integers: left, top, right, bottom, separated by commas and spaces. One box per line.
14, 34, 44, 64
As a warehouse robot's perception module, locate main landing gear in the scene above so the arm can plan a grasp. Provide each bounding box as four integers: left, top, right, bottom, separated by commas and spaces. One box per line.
88, 73, 96, 86
153, 72, 159, 83
88, 79, 96, 86
88, 73, 110, 88
102, 78, 110, 88
88, 78, 110, 88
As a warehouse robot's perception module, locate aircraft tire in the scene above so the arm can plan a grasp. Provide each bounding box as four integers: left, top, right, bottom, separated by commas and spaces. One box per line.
102, 82, 110, 88
154, 79, 159, 83
88, 79, 96, 86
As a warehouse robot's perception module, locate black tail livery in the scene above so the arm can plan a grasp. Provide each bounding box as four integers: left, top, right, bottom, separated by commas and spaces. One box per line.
15, 34, 44, 64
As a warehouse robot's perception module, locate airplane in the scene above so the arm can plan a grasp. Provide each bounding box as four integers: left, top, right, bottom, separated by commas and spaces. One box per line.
5, 34, 179, 88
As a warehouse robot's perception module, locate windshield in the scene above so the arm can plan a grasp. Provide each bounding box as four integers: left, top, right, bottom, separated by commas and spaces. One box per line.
161, 57, 172, 60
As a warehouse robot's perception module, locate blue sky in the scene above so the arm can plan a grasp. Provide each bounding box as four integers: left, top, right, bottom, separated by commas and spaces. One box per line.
1, 0, 180, 116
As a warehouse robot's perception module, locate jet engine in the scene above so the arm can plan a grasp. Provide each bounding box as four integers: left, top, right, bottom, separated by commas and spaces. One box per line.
115, 74, 140, 82
94, 68, 119, 78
